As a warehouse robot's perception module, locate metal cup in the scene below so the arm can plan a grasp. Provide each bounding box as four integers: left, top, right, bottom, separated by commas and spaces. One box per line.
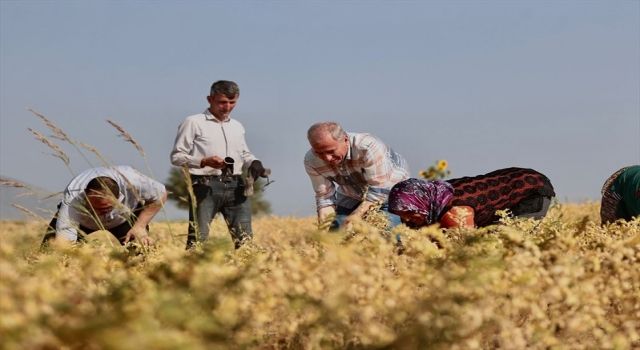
223, 157, 235, 177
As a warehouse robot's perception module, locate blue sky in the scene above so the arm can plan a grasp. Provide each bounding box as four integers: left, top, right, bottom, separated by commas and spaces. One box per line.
1, 1, 638, 219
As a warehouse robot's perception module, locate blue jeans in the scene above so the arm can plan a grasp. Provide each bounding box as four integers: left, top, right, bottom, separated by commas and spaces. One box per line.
187, 175, 252, 249
329, 203, 402, 231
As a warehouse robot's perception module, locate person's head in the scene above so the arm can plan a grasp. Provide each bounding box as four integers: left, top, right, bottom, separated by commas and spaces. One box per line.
207, 80, 240, 120
307, 122, 349, 166
388, 178, 454, 228
84, 176, 119, 215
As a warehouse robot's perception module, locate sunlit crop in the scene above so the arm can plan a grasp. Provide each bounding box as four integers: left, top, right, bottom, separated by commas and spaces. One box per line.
3, 113, 638, 349
1, 203, 638, 349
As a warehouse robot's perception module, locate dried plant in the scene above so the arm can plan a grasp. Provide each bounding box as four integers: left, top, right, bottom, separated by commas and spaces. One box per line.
28, 108, 100, 168
0, 177, 28, 188
1, 203, 638, 350
78, 142, 111, 166
11, 204, 44, 221
27, 128, 70, 166
106, 119, 145, 157
27, 108, 72, 142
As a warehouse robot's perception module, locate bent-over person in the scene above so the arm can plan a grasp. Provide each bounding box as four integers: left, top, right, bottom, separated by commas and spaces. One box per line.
304, 121, 409, 230
42, 165, 167, 247
388, 167, 555, 229
601, 165, 640, 224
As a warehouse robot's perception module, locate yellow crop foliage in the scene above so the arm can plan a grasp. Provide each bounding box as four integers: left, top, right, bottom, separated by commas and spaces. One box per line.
0, 203, 638, 349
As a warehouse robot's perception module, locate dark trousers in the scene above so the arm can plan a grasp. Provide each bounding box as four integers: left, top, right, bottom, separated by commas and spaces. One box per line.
41, 203, 146, 247
510, 196, 552, 219
187, 175, 252, 249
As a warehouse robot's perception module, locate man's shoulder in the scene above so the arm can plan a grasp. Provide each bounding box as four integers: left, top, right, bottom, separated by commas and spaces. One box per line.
183, 113, 207, 123
351, 132, 382, 149
227, 118, 246, 129
75, 165, 146, 182
303, 149, 322, 166
303, 149, 314, 160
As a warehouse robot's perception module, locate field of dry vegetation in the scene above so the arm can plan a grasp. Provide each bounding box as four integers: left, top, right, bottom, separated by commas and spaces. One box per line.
1, 202, 638, 349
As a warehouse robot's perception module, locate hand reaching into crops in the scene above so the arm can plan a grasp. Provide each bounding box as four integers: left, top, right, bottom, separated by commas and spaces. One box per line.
317, 206, 336, 231
124, 226, 154, 246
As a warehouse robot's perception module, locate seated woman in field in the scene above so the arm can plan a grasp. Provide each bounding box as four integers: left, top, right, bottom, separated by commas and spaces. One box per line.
600, 165, 640, 224
388, 167, 555, 229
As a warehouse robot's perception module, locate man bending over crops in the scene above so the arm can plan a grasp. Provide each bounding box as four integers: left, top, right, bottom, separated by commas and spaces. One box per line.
41, 166, 167, 247
304, 121, 409, 230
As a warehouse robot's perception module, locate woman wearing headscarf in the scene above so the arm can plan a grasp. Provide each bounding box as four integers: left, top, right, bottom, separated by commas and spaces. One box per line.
388, 167, 555, 229
600, 165, 640, 224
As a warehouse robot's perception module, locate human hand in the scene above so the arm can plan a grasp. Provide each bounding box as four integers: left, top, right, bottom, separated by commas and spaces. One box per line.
124, 227, 154, 246
342, 214, 361, 232
248, 160, 268, 180
317, 206, 336, 231
200, 156, 225, 169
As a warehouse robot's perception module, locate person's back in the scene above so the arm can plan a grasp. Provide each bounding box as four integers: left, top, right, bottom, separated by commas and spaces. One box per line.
601, 165, 640, 224
447, 167, 555, 227
42, 165, 166, 247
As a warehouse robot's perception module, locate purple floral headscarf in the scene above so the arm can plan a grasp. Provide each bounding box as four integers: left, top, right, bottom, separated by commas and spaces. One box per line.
388, 178, 454, 226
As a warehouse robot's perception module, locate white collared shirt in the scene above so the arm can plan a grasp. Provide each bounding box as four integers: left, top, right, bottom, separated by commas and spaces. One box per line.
170, 109, 258, 175
56, 166, 166, 241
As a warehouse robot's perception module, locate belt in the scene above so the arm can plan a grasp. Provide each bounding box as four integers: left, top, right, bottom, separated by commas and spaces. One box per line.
191, 174, 242, 184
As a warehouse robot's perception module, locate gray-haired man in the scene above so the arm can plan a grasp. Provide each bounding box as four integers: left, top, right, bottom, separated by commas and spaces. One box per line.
304, 121, 409, 230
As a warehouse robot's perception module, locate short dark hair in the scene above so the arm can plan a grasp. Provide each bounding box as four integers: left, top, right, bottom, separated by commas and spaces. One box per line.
210, 80, 240, 98
85, 176, 119, 198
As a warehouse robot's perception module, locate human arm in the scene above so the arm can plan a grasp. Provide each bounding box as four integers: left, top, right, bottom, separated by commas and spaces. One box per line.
54, 201, 80, 242
171, 118, 224, 169
122, 169, 169, 245
200, 156, 225, 169
317, 205, 337, 230
342, 200, 376, 228
124, 191, 168, 245
236, 125, 264, 177
304, 155, 337, 228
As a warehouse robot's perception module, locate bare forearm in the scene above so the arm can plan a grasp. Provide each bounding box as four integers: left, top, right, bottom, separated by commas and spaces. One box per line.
317, 205, 336, 223
132, 193, 167, 230
348, 201, 375, 220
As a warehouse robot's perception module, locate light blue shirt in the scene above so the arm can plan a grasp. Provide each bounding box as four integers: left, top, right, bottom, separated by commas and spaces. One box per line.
56, 166, 166, 241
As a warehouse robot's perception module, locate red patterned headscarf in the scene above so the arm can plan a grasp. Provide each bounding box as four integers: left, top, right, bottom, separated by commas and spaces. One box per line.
388, 178, 454, 226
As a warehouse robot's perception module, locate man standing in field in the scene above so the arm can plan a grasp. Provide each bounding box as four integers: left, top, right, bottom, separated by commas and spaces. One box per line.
42, 165, 167, 246
304, 121, 410, 230
170, 80, 268, 249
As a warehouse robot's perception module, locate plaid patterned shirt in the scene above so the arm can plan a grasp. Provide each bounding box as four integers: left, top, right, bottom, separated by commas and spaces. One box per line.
304, 132, 409, 210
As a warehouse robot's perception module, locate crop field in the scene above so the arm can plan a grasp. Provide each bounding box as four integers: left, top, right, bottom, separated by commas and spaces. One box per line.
0, 202, 638, 350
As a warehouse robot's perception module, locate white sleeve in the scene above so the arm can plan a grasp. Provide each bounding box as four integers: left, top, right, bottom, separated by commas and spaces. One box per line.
127, 168, 167, 203
55, 201, 78, 241
240, 128, 258, 170
170, 119, 202, 168
304, 159, 336, 209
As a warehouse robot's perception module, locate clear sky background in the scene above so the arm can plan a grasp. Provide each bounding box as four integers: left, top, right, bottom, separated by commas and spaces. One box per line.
1, 1, 639, 220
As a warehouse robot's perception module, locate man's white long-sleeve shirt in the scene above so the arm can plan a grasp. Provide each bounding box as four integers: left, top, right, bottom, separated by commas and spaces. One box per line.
56, 166, 166, 241
170, 109, 257, 175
